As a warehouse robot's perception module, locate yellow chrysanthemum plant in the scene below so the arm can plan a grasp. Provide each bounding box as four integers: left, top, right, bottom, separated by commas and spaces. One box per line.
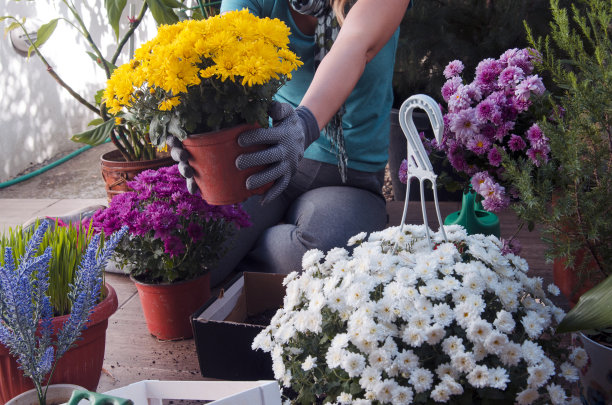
103, 9, 302, 149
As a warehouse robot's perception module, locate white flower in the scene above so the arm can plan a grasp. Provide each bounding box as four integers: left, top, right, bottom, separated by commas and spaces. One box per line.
489, 367, 509, 390
326, 347, 344, 368
527, 363, 553, 387
493, 310, 516, 334
373, 379, 397, 403
342, 352, 366, 377
376, 297, 398, 323
408, 367, 434, 393
252, 331, 273, 352
435, 362, 459, 380
401, 326, 425, 347
500, 342, 522, 366
516, 387, 539, 405
368, 348, 392, 371
569, 347, 588, 368
337, 392, 353, 404
353, 400, 372, 405
348, 231, 368, 246
454, 302, 478, 328
302, 249, 324, 268
464, 294, 486, 315
441, 335, 465, 356
467, 319, 493, 343
521, 310, 545, 339
425, 324, 446, 345
484, 331, 509, 355
432, 303, 454, 327
346, 283, 369, 307
472, 342, 488, 361
358, 366, 381, 391
551, 306, 566, 323
521, 341, 545, 366
560, 361, 579, 382
463, 272, 486, 294
395, 349, 419, 373
392, 386, 414, 405
408, 313, 431, 330
414, 256, 440, 281
467, 365, 490, 388
301, 355, 317, 371
430, 383, 452, 402
547, 383, 567, 405
451, 352, 476, 374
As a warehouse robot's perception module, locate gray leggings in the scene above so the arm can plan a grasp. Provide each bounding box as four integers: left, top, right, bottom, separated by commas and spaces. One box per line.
210, 159, 388, 287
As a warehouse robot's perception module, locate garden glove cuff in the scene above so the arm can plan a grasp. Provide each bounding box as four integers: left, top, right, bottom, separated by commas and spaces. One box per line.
167, 135, 199, 195
235, 102, 320, 204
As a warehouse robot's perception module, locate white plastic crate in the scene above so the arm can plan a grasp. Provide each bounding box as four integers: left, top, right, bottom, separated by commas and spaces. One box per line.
103, 380, 282, 405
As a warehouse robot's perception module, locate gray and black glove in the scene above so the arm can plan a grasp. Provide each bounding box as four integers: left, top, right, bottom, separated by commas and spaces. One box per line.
167, 135, 199, 195
235, 102, 320, 204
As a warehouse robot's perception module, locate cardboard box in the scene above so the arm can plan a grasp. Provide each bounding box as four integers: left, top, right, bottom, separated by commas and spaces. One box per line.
103, 380, 282, 405
191, 272, 286, 380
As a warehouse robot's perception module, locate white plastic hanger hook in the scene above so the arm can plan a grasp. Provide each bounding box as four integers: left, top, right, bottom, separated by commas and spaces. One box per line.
397, 94, 448, 250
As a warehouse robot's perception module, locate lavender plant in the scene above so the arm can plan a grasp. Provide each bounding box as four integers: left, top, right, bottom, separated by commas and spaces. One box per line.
92, 164, 251, 284
0, 221, 127, 405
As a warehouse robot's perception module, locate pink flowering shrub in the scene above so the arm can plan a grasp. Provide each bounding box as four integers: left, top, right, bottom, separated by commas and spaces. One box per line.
437, 48, 548, 212
93, 165, 251, 284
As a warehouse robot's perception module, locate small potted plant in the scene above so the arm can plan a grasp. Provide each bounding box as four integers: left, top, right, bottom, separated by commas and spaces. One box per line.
500, 0, 611, 305
102, 9, 302, 204
556, 273, 612, 405
254, 225, 582, 404
0, 221, 126, 405
92, 164, 251, 340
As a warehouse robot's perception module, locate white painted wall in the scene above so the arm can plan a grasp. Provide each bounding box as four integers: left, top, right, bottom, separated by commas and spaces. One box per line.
0, 1, 157, 182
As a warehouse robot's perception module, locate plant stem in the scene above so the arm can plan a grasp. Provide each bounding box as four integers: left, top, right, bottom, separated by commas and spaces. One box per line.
11, 18, 100, 115
572, 181, 605, 277
62, 0, 111, 79
111, 2, 149, 65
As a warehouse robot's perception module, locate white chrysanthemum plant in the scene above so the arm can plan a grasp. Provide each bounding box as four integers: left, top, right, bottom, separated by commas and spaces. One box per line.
253, 225, 584, 405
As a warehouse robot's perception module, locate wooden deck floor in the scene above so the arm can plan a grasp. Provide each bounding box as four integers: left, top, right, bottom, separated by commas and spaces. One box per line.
97, 200, 568, 394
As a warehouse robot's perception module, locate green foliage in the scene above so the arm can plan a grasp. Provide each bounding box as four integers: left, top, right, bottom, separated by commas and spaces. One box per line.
0, 220, 97, 316
505, 0, 611, 283
393, 0, 570, 106
557, 273, 612, 333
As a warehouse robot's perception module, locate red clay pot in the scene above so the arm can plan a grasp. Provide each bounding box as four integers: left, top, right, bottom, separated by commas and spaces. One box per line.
100, 150, 174, 204
132, 273, 211, 341
0, 284, 118, 405
181, 124, 272, 205
552, 247, 601, 307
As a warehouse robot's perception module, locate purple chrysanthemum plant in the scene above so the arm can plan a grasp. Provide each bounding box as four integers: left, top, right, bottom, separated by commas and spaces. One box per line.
92, 164, 251, 284
435, 48, 548, 212
0, 220, 127, 405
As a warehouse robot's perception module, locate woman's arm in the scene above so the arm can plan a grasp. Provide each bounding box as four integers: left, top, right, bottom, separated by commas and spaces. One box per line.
300, 0, 411, 130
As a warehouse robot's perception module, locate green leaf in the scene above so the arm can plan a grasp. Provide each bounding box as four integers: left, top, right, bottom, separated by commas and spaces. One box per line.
71, 119, 115, 146
556, 274, 612, 333
94, 89, 106, 106
105, 0, 127, 39
4, 21, 22, 34
28, 19, 58, 57
88, 118, 105, 126
145, 0, 179, 25
160, 0, 185, 8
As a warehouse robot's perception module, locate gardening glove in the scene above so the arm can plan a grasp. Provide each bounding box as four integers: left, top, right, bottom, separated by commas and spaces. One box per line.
235, 102, 320, 204
167, 135, 199, 195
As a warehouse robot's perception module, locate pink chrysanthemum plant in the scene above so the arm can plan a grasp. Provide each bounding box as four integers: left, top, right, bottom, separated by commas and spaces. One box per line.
436, 48, 548, 212
92, 165, 251, 284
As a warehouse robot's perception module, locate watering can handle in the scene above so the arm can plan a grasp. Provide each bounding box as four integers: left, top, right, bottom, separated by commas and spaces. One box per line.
68, 389, 133, 405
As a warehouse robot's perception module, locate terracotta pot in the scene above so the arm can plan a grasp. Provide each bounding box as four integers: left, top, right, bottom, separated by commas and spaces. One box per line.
553, 247, 601, 307
181, 124, 272, 205
5, 384, 85, 405
132, 273, 211, 341
0, 284, 118, 405
100, 150, 174, 203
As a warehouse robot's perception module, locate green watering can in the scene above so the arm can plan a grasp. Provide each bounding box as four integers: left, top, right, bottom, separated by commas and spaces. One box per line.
67, 389, 133, 405
444, 189, 500, 238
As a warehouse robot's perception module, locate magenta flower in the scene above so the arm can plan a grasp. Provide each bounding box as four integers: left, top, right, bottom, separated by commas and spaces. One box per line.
515, 75, 545, 101
487, 147, 502, 167
467, 135, 491, 155
508, 134, 527, 151
443, 60, 464, 79
498, 66, 525, 88
449, 109, 480, 140
164, 236, 185, 257
398, 159, 408, 184
474, 58, 502, 91
441, 76, 462, 102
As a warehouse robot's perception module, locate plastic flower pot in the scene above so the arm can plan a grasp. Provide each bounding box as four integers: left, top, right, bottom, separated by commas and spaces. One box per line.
181, 123, 272, 205
132, 273, 211, 341
0, 284, 118, 404
5, 384, 85, 405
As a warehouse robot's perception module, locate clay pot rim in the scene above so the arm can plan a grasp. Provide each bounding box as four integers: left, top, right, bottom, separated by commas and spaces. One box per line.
130, 272, 210, 288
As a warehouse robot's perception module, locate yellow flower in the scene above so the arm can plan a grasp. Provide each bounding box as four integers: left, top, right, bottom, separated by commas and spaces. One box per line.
158, 96, 181, 111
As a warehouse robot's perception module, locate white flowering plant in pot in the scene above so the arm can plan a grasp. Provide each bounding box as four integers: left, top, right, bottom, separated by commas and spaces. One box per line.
253, 225, 584, 405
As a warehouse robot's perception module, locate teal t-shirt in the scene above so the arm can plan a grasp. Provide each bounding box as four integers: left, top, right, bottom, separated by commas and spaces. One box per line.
220, 0, 398, 172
